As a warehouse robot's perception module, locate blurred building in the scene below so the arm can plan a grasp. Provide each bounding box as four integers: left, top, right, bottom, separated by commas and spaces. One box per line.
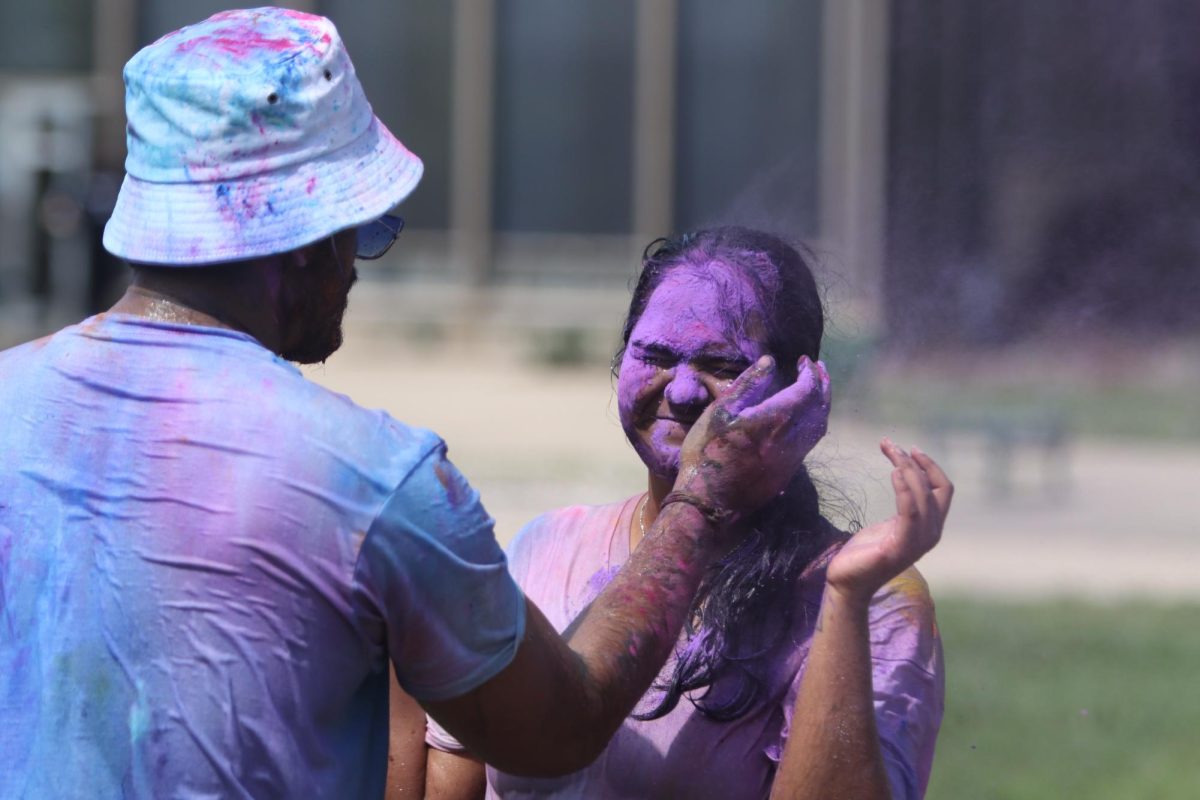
1, 0, 1196, 345
887, 0, 1200, 345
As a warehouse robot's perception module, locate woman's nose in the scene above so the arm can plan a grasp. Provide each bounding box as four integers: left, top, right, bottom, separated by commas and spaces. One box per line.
664, 364, 712, 409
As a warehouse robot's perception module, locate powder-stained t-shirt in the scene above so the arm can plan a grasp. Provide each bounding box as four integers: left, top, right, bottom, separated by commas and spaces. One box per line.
428, 495, 944, 800
0, 314, 525, 799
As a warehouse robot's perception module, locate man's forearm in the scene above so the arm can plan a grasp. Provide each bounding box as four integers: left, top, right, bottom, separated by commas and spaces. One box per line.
561, 501, 721, 744
421, 502, 724, 777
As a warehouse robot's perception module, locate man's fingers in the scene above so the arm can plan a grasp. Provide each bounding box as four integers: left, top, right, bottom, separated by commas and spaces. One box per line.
742, 356, 821, 422
716, 355, 777, 418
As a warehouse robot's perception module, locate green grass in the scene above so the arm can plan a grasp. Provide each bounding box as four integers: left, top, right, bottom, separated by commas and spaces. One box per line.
815, 331, 1200, 442
928, 598, 1200, 799
866, 380, 1200, 442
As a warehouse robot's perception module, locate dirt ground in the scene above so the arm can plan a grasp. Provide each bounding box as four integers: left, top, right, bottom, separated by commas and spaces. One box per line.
304, 314, 1200, 602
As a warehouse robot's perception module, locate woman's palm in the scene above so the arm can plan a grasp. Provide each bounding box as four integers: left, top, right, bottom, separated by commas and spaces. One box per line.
826, 440, 953, 603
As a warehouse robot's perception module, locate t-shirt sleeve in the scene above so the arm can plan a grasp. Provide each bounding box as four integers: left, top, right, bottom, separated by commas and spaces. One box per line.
425, 513, 546, 752
867, 568, 945, 800
354, 439, 526, 703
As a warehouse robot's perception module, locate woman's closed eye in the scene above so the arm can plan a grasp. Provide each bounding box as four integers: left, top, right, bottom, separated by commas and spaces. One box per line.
699, 359, 751, 380
640, 353, 676, 369
634, 344, 680, 369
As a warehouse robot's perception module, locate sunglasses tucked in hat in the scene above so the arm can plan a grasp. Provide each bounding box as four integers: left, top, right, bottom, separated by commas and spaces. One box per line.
102, 7, 423, 266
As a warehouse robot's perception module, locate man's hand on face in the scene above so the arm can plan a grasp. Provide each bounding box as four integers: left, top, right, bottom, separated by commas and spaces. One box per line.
673, 354, 831, 535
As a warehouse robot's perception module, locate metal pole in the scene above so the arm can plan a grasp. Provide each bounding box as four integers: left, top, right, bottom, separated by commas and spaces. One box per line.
819, 0, 890, 326
450, 0, 496, 286
92, 0, 138, 171
632, 0, 678, 249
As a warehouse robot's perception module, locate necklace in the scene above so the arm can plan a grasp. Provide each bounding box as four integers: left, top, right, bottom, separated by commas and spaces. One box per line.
638, 494, 648, 540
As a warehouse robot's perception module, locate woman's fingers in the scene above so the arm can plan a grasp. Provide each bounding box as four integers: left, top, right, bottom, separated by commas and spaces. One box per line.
881, 438, 952, 555
891, 467, 916, 527
911, 446, 954, 519
880, 437, 906, 468
815, 359, 833, 413
881, 439, 930, 522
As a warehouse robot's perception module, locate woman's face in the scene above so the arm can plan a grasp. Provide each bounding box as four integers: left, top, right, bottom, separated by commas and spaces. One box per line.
617, 263, 770, 481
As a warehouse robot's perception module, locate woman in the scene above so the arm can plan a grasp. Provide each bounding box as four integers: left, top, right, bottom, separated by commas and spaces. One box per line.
408, 227, 951, 799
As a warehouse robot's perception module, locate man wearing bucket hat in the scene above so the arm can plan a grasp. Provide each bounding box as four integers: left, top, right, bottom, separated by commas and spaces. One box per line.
0, 8, 833, 798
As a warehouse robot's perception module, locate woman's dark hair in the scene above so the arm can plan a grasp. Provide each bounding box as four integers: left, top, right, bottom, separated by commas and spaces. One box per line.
615, 226, 842, 722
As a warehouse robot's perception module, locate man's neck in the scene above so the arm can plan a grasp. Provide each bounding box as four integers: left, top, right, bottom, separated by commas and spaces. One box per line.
109, 264, 283, 353
111, 284, 240, 332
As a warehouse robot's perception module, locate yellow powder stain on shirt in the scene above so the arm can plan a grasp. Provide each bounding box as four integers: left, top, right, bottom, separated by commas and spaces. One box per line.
880, 567, 936, 630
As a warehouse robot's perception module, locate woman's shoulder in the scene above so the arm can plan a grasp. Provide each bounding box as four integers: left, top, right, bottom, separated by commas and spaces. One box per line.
511, 496, 634, 545
866, 566, 942, 677
507, 495, 639, 571
872, 567, 936, 617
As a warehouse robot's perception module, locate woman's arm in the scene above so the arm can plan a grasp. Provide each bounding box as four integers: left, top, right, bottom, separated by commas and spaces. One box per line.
770, 441, 952, 800
386, 670, 429, 799
385, 673, 487, 800
425, 750, 486, 800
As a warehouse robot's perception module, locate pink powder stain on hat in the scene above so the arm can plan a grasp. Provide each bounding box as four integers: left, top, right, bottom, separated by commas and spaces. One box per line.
249, 112, 267, 137
172, 9, 333, 60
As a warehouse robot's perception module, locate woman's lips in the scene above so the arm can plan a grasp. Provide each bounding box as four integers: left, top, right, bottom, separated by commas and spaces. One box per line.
655, 414, 699, 424
650, 415, 697, 433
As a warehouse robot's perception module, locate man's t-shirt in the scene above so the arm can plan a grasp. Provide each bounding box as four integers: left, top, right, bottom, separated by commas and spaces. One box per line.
0, 314, 525, 799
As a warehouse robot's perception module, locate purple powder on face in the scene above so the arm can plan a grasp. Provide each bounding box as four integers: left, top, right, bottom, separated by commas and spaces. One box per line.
616, 264, 768, 481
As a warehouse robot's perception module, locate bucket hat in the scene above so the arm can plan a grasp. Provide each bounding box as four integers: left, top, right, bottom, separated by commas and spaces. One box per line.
102, 7, 423, 265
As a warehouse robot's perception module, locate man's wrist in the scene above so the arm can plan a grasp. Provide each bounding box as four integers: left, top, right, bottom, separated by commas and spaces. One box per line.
668, 468, 742, 527
651, 501, 727, 562
660, 490, 735, 527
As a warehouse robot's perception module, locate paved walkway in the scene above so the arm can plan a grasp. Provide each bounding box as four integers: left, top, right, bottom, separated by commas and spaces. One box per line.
305, 321, 1200, 601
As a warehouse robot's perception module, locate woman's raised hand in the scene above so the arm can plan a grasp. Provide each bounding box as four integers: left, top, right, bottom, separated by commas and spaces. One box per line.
826, 439, 954, 607
675, 355, 832, 526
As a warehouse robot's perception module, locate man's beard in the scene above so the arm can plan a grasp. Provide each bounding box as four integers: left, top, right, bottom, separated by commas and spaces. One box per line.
281, 271, 355, 364
282, 319, 343, 364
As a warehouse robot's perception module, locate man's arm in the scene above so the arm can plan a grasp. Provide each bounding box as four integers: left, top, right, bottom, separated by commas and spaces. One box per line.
420, 355, 832, 777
